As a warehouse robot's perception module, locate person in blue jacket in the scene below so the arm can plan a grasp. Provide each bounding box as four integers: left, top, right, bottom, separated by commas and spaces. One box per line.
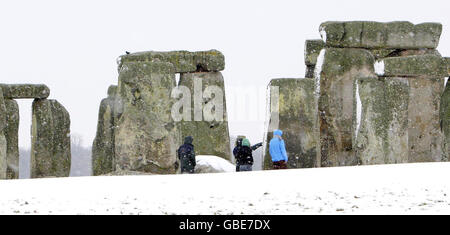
269, 129, 288, 169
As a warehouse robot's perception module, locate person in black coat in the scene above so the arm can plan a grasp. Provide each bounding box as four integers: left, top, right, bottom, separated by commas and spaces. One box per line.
177, 136, 196, 173
233, 138, 262, 172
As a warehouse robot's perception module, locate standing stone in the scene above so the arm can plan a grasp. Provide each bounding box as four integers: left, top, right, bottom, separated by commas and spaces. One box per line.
263, 78, 317, 169
0, 84, 50, 99
441, 83, 450, 160
178, 72, 231, 160
315, 48, 376, 167
355, 77, 410, 165
407, 77, 444, 162
0, 88, 7, 179
445, 57, 450, 76
375, 54, 446, 162
114, 61, 179, 174
31, 99, 71, 178
92, 85, 121, 176
4, 99, 19, 179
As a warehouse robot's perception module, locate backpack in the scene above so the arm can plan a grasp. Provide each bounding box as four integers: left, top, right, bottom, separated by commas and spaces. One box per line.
178, 144, 195, 172
236, 146, 253, 165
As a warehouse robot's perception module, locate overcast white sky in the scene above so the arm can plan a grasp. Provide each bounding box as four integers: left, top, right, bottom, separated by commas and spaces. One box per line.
1, 0, 449, 148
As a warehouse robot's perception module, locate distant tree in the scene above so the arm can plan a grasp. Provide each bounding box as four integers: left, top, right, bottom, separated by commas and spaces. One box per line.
70, 133, 92, 177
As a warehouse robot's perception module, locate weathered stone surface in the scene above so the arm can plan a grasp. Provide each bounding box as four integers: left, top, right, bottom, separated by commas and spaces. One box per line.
305, 40, 325, 66
107, 85, 117, 97
407, 77, 444, 162
315, 48, 376, 167
0, 84, 50, 99
0, 134, 6, 179
370, 49, 439, 59
445, 57, 450, 76
376, 54, 447, 77
4, 99, 19, 179
178, 72, 231, 160
0, 88, 7, 179
101, 170, 154, 176
92, 85, 121, 176
441, 83, 450, 159
31, 99, 71, 178
395, 49, 441, 57
263, 78, 317, 169
319, 21, 442, 49
355, 77, 409, 165
305, 65, 315, 78
119, 50, 225, 73
370, 49, 397, 59
115, 61, 179, 174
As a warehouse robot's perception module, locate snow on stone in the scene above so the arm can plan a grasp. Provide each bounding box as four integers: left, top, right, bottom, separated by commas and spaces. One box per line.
445, 77, 448, 88
1, 162, 450, 214
355, 82, 362, 139
319, 27, 327, 43
374, 60, 385, 76
116, 56, 122, 66
314, 49, 326, 96
175, 73, 180, 86
195, 155, 235, 173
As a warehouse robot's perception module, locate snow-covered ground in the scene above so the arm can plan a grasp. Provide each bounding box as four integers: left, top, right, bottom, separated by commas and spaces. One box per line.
1, 162, 450, 215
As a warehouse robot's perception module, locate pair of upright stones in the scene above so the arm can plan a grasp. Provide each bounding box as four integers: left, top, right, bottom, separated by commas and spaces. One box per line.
0, 84, 70, 179
92, 50, 231, 175
264, 21, 450, 169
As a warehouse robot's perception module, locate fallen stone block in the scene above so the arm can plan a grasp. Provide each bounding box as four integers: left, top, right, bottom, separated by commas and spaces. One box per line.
92, 85, 121, 176
263, 78, 318, 169
315, 48, 376, 167
4, 99, 19, 179
118, 50, 225, 73
0, 84, 50, 99
115, 61, 180, 174
319, 21, 442, 49
178, 72, 231, 160
355, 77, 409, 165
375, 54, 447, 77
31, 99, 71, 178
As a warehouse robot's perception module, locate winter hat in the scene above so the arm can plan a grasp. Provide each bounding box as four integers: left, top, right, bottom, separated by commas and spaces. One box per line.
184, 136, 193, 144
242, 138, 251, 147
273, 129, 283, 137
236, 137, 243, 146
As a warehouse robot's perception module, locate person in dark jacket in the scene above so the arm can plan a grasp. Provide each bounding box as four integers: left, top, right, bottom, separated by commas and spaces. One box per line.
233, 137, 243, 171
177, 136, 196, 173
233, 138, 263, 172
269, 129, 288, 169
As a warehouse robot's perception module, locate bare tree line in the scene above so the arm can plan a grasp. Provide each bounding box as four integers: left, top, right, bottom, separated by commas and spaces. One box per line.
19, 133, 92, 178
